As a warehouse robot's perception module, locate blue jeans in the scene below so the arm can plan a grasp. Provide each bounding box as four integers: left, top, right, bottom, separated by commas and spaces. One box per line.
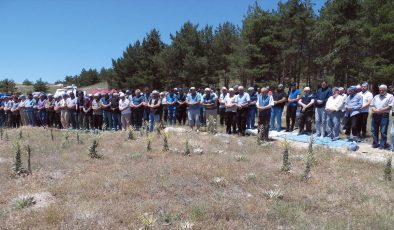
390, 121, 394, 150
149, 112, 160, 132
112, 113, 121, 131
69, 110, 77, 129
371, 113, 389, 148
247, 106, 257, 129
167, 107, 176, 125
103, 110, 112, 130
270, 107, 284, 131
315, 107, 327, 137
327, 111, 341, 139
39, 110, 46, 126
26, 109, 35, 127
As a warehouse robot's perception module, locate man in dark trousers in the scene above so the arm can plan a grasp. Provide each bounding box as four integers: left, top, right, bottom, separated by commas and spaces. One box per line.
298, 87, 315, 135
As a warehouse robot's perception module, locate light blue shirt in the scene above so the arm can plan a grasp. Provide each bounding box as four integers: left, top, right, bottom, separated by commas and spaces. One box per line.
345, 93, 362, 117
235, 92, 250, 106
186, 93, 202, 110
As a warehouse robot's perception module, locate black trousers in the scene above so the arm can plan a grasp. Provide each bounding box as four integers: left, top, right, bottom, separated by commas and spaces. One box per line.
237, 108, 249, 135
258, 112, 271, 141
219, 108, 226, 126
225, 111, 237, 134
11, 113, 20, 128
344, 113, 360, 137
132, 108, 143, 129
177, 107, 187, 125
93, 114, 102, 130
286, 106, 297, 131
359, 112, 369, 137
298, 111, 313, 134
54, 112, 62, 129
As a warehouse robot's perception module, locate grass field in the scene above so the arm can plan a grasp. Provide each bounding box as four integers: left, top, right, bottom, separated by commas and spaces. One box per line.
0, 126, 393, 229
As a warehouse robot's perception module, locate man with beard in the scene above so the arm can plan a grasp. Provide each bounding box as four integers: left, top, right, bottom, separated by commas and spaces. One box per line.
358, 82, 373, 138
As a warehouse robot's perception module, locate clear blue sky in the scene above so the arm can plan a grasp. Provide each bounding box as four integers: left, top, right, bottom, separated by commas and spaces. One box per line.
0, 0, 324, 83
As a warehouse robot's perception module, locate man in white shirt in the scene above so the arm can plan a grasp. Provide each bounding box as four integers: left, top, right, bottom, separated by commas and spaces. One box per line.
370, 84, 393, 149
358, 82, 373, 138
325, 87, 344, 140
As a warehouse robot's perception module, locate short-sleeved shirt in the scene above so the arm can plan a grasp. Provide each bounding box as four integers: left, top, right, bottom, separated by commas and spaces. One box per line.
91, 99, 102, 115
288, 89, 300, 107
257, 94, 274, 115
219, 93, 228, 109
166, 94, 178, 108
202, 93, 217, 110
234, 92, 250, 106
186, 93, 202, 110
100, 97, 111, 111
272, 91, 287, 108
24, 98, 36, 109
119, 98, 131, 115
110, 97, 120, 114
249, 92, 258, 108
358, 91, 373, 113
132, 95, 144, 106
224, 95, 237, 112
66, 97, 77, 110
148, 98, 161, 114
371, 93, 393, 114
300, 93, 315, 112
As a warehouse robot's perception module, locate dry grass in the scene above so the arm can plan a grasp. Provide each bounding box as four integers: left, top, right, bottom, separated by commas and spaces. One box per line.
0, 126, 393, 229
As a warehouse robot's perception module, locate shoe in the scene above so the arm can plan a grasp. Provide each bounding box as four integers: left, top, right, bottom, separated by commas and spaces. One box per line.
285, 129, 290, 132
378, 146, 383, 150
372, 145, 379, 148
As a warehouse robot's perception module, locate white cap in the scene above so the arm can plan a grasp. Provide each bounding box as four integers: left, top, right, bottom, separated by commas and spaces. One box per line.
119, 92, 125, 97
94, 93, 99, 97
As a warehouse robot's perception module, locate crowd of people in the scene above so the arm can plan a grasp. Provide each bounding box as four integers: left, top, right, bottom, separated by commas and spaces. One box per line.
0, 80, 393, 151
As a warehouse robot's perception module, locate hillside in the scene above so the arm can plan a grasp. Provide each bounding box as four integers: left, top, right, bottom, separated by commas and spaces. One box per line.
0, 127, 393, 229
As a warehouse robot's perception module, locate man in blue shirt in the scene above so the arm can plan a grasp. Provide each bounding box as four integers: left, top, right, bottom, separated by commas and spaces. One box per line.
131, 89, 144, 130
100, 93, 112, 130
247, 87, 257, 129
186, 87, 202, 131
344, 86, 363, 142
166, 88, 178, 125
315, 80, 332, 138
256, 87, 274, 141
25, 93, 36, 127
286, 83, 300, 132
235, 86, 250, 136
